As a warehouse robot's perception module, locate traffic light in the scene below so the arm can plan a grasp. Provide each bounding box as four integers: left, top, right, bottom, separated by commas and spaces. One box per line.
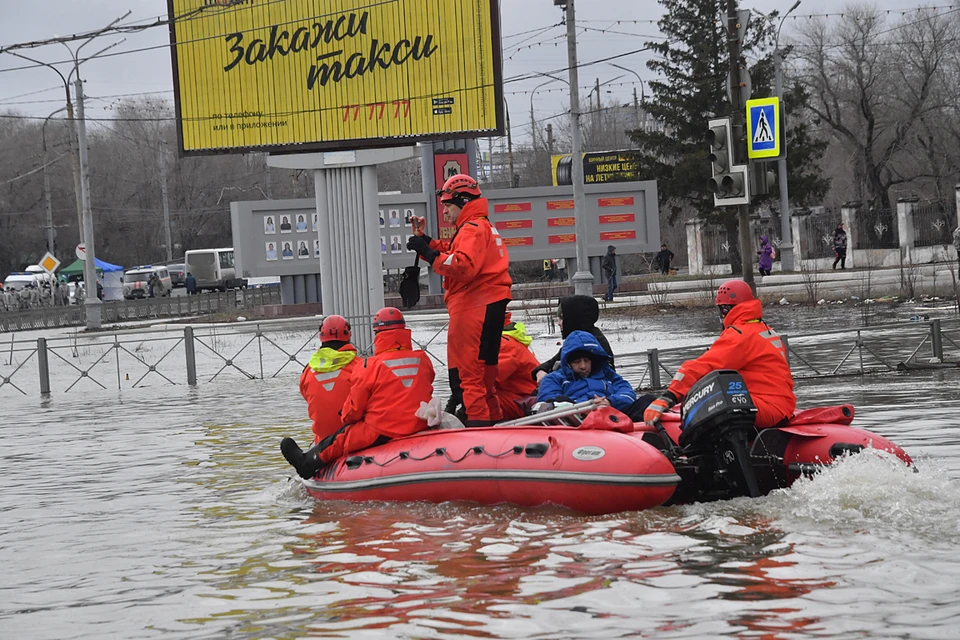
707, 117, 751, 206
750, 161, 776, 196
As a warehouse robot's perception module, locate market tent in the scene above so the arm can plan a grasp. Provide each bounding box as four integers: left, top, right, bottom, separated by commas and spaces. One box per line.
60, 258, 124, 301
60, 257, 124, 276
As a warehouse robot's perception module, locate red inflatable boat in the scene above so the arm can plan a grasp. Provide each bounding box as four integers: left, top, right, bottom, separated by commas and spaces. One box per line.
300, 371, 912, 515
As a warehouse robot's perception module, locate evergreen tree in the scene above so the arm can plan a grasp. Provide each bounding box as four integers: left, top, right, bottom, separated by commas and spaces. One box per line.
631, 0, 828, 273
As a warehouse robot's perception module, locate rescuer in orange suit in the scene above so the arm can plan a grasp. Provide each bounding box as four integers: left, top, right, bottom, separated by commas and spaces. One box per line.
299, 315, 362, 444
407, 174, 512, 426
495, 313, 540, 420
643, 279, 796, 428
281, 307, 435, 479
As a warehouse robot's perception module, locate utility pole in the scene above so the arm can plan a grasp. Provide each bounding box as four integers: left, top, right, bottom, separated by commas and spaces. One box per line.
546, 124, 554, 157
159, 146, 173, 263
727, 0, 755, 291
76, 79, 102, 329
774, 0, 801, 271
560, 0, 593, 296
505, 99, 515, 187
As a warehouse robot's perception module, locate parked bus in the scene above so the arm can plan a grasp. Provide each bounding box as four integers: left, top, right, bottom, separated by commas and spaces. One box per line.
184, 248, 245, 292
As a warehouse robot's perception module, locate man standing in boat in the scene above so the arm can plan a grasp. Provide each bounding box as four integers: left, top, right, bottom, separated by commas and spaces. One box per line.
281, 308, 435, 479
643, 279, 796, 428
407, 174, 512, 426
298, 315, 362, 445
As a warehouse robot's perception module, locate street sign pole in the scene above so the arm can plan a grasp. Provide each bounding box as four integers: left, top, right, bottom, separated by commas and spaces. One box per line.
727, 1, 755, 291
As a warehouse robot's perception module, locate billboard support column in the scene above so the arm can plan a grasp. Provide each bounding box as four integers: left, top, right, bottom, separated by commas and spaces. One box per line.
564, 0, 594, 296
420, 143, 442, 295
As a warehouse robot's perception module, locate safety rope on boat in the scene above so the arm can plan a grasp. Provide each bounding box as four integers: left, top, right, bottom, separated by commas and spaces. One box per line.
345, 443, 548, 470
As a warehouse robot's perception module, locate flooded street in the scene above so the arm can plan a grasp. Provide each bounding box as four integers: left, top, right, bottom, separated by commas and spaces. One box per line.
3, 312, 960, 638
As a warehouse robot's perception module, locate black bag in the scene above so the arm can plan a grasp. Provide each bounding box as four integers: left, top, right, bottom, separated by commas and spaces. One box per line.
399, 255, 421, 309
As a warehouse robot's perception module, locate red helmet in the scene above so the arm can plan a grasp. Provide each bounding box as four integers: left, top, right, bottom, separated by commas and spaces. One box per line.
715, 279, 755, 306
437, 173, 481, 204
319, 315, 352, 343
372, 307, 405, 333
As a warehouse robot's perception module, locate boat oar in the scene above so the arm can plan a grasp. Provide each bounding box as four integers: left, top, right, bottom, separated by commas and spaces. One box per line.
498, 398, 601, 426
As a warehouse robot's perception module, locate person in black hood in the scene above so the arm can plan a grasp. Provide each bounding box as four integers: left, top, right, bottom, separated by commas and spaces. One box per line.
532, 294, 614, 382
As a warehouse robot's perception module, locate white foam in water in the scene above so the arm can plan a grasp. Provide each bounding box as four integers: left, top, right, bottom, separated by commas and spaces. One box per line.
763, 449, 960, 541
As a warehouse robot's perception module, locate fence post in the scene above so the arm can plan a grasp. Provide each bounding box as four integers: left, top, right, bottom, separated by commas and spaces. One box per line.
184, 326, 197, 386
931, 319, 943, 361
782, 334, 790, 369
841, 202, 860, 268
37, 337, 50, 395
648, 348, 661, 389
685, 219, 703, 275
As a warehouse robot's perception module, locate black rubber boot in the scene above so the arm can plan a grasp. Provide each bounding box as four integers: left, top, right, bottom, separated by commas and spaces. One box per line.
280, 437, 324, 479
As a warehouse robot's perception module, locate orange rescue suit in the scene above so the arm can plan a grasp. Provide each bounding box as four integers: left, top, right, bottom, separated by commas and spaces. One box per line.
666, 299, 796, 427
318, 328, 435, 464
496, 323, 540, 420
299, 345, 362, 444
428, 197, 512, 423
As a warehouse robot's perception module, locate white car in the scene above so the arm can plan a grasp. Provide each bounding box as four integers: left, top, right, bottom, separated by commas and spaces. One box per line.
123, 266, 172, 299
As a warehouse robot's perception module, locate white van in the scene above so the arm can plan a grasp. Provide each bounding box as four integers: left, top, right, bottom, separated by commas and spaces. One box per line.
123, 265, 172, 299
3, 271, 48, 291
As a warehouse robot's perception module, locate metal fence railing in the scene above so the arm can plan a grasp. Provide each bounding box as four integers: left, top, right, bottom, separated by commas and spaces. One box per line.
702, 225, 732, 266
0, 288, 282, 333
800, 210, 839, 259
912, 201, 956, 248
2, 316, 957, 398
853, 208, 899, 249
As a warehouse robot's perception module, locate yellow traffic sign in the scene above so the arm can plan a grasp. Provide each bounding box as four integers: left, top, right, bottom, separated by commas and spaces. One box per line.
746, 97, 781, 159
39, 252, 61, 274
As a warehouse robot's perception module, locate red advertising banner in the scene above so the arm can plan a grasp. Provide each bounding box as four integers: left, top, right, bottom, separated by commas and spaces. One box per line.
495, 219, 533, 230
548, 234, 577, 244
600, 230, 637, 241
502, 236, 535, 246
547, 217, 575, 227
599, 213, 636, 224
598, 196, 635, 207
434, 153, 470, 240
494, 202, 533, 213
546, 200, 575, 210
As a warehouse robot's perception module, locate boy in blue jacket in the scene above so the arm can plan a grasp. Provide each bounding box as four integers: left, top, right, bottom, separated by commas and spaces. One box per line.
537, 330, 653, 420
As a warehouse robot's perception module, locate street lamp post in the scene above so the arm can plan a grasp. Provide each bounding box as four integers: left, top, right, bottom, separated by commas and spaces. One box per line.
42, 107, 68, 254
7, 51, 84, 245
609, 63, 646, 131
530, 78, 558, 152
558, 0, 594, 296
775, 0, 801, 271
504, 98, 515, 187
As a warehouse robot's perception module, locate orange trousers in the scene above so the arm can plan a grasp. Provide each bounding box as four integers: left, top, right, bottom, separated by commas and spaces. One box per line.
448, 299, 508, 425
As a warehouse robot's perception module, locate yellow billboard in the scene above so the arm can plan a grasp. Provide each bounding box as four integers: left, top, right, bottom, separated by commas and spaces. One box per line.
168, 0, 504, 155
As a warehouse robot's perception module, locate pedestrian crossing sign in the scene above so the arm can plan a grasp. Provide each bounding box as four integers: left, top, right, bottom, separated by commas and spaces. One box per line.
746, 97, 782, 159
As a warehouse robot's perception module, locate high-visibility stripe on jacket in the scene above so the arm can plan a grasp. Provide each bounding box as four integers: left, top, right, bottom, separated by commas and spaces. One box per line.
299, 345, 361, 444
666, 299, 796, 427
319, 328, 434, 463
427, 197, 512, 313
497, 322, 540, 420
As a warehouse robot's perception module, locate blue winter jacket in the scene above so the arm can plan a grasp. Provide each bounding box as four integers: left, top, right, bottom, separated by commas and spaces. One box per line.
537, 330, 636, 410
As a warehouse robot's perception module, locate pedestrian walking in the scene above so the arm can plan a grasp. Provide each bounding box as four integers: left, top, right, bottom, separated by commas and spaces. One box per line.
757, 235, 774, 277
833, 224, 848, 270
601, 246, 618, 301
655, 243, 674, 275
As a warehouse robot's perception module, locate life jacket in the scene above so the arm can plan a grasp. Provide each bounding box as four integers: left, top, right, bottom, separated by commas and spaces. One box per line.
299, 344, 361, 443
497, 322, 540, 414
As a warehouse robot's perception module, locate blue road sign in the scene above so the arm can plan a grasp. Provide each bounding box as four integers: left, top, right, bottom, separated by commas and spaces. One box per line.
746, 97, 781, 159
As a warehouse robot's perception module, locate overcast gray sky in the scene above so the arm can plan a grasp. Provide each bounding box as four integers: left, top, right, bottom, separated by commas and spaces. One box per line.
0, 0, 930, 144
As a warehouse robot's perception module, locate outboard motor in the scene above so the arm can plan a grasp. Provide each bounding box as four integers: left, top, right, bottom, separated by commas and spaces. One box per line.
679, 370, 761, 498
